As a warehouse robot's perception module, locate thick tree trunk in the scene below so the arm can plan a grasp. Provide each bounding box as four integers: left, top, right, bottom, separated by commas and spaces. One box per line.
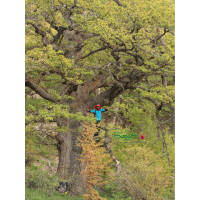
55, 84, 122, 195
57, 118, 87, 195
56, 85, 90, 195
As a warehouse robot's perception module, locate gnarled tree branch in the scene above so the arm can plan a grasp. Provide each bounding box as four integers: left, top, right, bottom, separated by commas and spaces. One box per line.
81, 46, 107, 60
97, 127, 121, 171
113, 0, 123, 7
27, 22, 49, 46
25, 74, 58, 103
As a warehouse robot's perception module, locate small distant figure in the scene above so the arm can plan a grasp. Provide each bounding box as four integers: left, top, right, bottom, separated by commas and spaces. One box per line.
140, 135, 144, 139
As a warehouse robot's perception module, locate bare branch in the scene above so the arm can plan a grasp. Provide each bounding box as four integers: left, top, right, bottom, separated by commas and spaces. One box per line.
161, 114, 175, 125
81, 46, 107, 60
113, 0, 123, 7
113, 111, 123, 125
114, 36, 127, 49
70, 0, 77, 9
102, 128, 121, 171
60, 85, 71, 97
151, 28, 170, 44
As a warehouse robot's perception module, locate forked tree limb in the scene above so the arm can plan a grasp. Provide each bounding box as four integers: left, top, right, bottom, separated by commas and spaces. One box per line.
81, 46, 108, 60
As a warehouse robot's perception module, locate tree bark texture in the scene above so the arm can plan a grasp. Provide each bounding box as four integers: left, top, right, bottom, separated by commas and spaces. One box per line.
57, 119, 86, 194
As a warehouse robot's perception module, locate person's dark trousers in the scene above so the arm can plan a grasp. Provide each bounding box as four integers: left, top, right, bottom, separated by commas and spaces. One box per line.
94, 120, 101, 137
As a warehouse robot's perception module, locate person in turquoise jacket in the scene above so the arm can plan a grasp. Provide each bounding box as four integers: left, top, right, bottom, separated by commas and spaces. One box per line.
86, 104, 113, 137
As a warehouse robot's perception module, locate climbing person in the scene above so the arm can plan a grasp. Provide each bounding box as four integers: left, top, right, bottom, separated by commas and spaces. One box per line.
86, 104, 113, 137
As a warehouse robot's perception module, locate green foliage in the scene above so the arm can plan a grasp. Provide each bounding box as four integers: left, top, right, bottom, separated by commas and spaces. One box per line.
26, 165, 59, 194
100, 118, 175, 199
26, 0, 175, 83
100, 182, 131, 200
25, 98, 69, 124
110, 145, 174, 200
25, 165, 82, 199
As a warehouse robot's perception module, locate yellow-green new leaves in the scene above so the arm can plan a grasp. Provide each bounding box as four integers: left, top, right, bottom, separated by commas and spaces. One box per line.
135, 85, 175, 104
25, 98, 69, 124
26, 45, 73, 72
26, 0, 175, 86
73, 0, 175, 79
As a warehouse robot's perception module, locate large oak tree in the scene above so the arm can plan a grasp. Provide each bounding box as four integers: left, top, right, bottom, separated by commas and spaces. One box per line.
25, 0, 174, 195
